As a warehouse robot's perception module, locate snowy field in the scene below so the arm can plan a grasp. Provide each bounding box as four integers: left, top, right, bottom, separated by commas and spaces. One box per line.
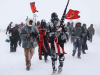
0, 32, 100, 75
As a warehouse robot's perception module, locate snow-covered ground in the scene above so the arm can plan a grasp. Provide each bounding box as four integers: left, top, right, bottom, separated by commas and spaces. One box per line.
0, 32, 100, 75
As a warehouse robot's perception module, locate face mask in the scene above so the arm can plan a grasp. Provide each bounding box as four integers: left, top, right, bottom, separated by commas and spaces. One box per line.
41, 23, 46, 28
54, 20, 58, 25
52, 17, 58, 22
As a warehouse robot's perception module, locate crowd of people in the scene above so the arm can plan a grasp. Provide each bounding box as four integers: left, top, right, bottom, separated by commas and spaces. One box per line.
6, 22, 25, 52
5, 12, 95, 74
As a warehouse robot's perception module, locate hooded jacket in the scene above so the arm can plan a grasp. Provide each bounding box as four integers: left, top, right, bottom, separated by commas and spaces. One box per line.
72, 22, 87, 43
20, 18, 39, 48
88, 24, 95, 35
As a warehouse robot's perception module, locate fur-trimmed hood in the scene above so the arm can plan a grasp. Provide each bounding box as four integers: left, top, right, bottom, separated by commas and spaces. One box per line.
26, 18, 34, 26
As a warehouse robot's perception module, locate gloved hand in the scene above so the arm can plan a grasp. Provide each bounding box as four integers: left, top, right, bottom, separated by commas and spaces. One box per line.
61, 34, 66, 40
54, 32, 60, 37
30, 32, 38, 37
88, 38, 90, 40
30, 32, 34, 36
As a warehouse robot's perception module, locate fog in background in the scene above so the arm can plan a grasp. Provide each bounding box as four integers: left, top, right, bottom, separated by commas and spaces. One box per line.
0, 0, 100, 35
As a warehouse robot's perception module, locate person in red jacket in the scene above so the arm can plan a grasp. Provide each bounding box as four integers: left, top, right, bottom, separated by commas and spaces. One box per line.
37, 19, 51, 62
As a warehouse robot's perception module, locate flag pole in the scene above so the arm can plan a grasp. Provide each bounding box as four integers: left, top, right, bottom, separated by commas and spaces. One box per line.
33, 14, 34, 20
60, 0, 70, 32
33, 14, 35, 25
33, 14, 38, 26
70, 19, 73, 23
26, 16, 28, 21
35, 14, 38, 27
35, 14, 36, 25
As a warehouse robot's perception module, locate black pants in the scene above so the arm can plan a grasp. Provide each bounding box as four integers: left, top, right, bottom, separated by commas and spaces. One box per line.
51, 43, 65, 70
10, 40, 17, 52
82, 40, 88, 52
90, 34, 93, 42
19, 37, 21, 46
39, 47, 48, 60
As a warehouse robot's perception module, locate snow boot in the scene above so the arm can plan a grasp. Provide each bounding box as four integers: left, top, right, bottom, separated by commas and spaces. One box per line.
83, 51, 86, 54
82, 50, 86, 54
72, 52, 75, 56
45, 59, 48, 62
13, 47, 16, 52
58, 66, 62, 73
10, 47, 13, 52
77, 54, 81, 59
26, 66, 30, 71
44, 56, 48, 62
52, 69, 57, 75
39, 56, 42, 60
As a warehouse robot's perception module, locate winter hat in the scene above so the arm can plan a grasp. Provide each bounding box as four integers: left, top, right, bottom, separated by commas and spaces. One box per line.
37, 21, 40, 23
51, 12, 58, 19
26, 18, 34, 26
51, 12, 59, 23
76, 22, 81, 26
11, 23, 15, 28
83, 24, 86, 26
74, 19, 83, 27
21, 22, 23, 25
90, 24, 93, 27
71, 22, 74, 25
41, 19, 46, 23
41, 19, 46, 28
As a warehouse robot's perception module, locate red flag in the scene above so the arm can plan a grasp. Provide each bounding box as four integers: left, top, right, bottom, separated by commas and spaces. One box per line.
30, 2, 38, 13
65, 9, 80, 20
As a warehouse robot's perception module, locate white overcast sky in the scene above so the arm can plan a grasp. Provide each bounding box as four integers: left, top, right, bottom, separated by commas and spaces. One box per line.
0, 0, 100, 28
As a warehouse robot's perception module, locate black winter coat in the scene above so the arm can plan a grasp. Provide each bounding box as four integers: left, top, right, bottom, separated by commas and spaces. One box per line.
83, 28, 90, 41
9, 28, 19, 42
